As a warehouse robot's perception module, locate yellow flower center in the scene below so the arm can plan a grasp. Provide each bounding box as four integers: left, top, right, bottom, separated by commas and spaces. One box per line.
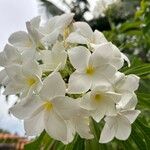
94, 94, 102, 102
43, 101, 53, 111
86, 65, 95, 75
26, 78, 36, 86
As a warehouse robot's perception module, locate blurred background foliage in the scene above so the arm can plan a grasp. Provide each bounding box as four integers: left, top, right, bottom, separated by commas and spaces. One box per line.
9, 0, 150, 149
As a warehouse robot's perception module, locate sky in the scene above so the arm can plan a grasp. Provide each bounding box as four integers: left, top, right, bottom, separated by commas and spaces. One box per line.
0, 0, 38, 135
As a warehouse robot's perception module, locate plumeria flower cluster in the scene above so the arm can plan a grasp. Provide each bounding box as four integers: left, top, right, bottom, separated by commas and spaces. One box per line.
0, 13, 140, 144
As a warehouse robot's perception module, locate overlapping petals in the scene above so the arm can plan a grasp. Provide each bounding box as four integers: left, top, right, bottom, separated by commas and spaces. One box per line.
0, 13, 140, 144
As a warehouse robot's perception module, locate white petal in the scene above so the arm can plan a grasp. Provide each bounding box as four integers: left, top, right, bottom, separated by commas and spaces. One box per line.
22, 60, 42, 77
0, 52, 6, 66
117, 93, 137, 110
24, 109, 44, 136
41, 30, 59, 46
0, 69, 7, 85
121, 110, 140, 124
68, 71, 92, 94
66, 32, 88, 44
115, 115, 131, 140
105, 92, 121, 103
56, 13, 74, 28
8, 31, 33, 51
45, 110, 68, 143
92, 64, 116, 85
111, 57, 124, 70
80, 92, 95, 110
5, 65, 22, 78
9, 95, 43, 119
39, 17, 58, 34
26, 22, 43, 45
52, 96, 81, 120
73, 22, 93, 40
68, 46, 91, 70
118, 74, 140, 93
4, 44, 22, 65
91, 108, 105, 122
40, 72, 66, 100
73, 117, 94, 139
30, 16, 41, 29
90, 42, 114, 66
99, 116, 117, 143
3, 80, 24, 95
93, 30, 107, 44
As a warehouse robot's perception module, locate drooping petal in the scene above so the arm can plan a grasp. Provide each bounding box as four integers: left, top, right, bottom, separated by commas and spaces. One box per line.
40, 72, 66, 100
9, 95, 43, 119
115, 115, 131, 140
44, 110, 68, 143
68, 46, 91, 70
68, 71, 92, 94
24, 109, 45, 136
99, 116, 117, 143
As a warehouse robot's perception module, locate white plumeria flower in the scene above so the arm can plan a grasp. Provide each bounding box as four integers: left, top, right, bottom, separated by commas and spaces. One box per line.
68, 46, 116, 94
99, 98, 140, 143
40, 42, 67, 72
3, 61, 42, 99
40, 13, 74, 46
10, 72, 84, 144
66, 21, 107, 46
92, 42, 130, 69
0, 44, 23, 86
66, 22, 130, 68
112, 72, 140, 109
8, 16, 45, 59
80, 85, 121, 122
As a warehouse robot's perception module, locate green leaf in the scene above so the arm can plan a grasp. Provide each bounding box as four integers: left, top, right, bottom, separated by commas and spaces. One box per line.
122, 64, 150, 77
137, 93, 150, 109
24, 130, 53, 150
